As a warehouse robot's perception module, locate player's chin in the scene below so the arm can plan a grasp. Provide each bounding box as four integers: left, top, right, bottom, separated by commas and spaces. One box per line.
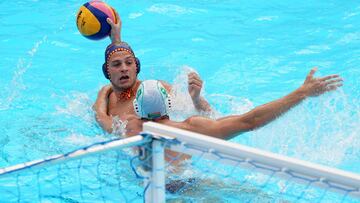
119, 79, 136, 89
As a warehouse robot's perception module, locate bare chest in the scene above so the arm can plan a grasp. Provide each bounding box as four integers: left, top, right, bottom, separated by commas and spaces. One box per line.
108, 96, 137, 120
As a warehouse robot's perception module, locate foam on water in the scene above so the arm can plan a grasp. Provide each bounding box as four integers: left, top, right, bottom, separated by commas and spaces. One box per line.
64, 133, 108, 146
153, 64, 360, 172
246, 90, 360, 170
170, 66, 199, 120
147, 3, 205, 16
112, 116, 128, 137
54, 92, 94, 124
0, 36, 47, 111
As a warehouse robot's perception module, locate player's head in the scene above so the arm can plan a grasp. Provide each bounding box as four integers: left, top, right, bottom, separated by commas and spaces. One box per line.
102, 42, 141, 90
133, 80, 171, 120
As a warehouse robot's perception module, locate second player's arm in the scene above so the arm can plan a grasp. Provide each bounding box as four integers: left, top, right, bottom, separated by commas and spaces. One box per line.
183, 68, 342, 140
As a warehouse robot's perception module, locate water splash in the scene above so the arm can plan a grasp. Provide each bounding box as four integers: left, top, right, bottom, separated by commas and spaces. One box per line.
169, 65, 255, 121
170, 66, 200, 121
0, 36, 47, 111
64, 133, 108, 146
54, 92, 94, 124
112, 116, 128, 137
247, 90, 360, 169
0, 7, 74, 112
207, 93, 254, 119
147, 3, 206, 16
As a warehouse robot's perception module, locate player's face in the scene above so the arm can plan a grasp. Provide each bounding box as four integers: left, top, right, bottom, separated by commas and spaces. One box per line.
107, 51, 138, 91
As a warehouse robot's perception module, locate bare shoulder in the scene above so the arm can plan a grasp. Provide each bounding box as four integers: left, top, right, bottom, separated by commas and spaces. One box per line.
100, 84, 112, 92
97, 84, 113, 96
94, 85, 113, 111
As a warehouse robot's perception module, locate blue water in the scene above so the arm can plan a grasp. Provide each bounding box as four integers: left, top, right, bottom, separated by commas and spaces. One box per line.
0, 0, 359, 202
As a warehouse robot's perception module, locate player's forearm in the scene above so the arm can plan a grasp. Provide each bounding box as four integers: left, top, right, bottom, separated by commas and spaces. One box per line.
246, 87, 307, 130
95, 112, 113, 133
93, 85, 113, 133
111, 32, 121, 44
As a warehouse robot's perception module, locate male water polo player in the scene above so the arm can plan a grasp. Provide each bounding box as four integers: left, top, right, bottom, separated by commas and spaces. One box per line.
123, 68, 342, 139
93, 11, 212, 133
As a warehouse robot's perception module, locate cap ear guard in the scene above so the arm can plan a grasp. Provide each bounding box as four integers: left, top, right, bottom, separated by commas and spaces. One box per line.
102, 63, 110, 79
135, 57, 141, 74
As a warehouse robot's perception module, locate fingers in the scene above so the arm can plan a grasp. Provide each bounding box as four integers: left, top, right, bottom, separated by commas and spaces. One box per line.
108, 10, 121, 43
188, 72, 203, 87
188, 79, 202, 89
306, 67, 318, 80
319, 73, 343, 92
106, 17, 115, 27
323, 78, 343, 86
187, 72, 203, 98
319, 74, 340, 81
302, 67, 344, 96
107, 9, 121, 27
188, 81, 202, 90
188, 72, 201, 82
320, 77, 343, 94
325, 83, 343, 92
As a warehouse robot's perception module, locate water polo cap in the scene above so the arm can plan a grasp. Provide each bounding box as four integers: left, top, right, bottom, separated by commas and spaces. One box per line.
133, 80, 172, 120
102, 42, 141, 79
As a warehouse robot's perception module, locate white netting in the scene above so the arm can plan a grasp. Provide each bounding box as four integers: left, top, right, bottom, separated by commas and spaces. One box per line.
0, 137, 150, 202
1, 124, 359, 202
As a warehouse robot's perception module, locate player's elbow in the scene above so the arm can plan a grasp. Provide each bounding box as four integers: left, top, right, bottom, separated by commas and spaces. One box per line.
205, 122, 239, 140
245, 112, 264, 131
233, 112, 259, 133
187, 118, 222, 137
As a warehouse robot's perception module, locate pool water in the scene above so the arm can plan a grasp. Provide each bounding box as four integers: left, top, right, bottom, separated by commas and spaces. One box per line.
0, 0, 359, 201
